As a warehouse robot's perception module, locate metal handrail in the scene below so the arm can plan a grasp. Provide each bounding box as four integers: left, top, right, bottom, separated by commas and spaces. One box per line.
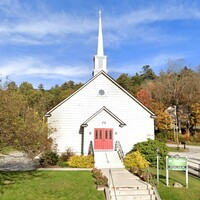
146, 168, 162, 200
88, 141, 94, 156
115, 141, 124, 161
136, 168, 161, 200
109, 168, 117, 200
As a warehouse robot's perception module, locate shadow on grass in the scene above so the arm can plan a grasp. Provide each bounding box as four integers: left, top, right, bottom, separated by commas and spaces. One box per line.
0, 171, 42, 188
1, 171, 41, 180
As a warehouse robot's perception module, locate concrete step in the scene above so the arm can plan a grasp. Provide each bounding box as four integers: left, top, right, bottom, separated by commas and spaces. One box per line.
111, 180, 149, 189
103, 168, 157, 200
95, 164, 124, 168
110, 188, 154, 196
111, 194, 156, 200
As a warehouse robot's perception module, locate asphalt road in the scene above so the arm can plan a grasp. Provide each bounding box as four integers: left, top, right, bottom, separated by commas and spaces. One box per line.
167, 143, 200, 161
167, 143, 200, 177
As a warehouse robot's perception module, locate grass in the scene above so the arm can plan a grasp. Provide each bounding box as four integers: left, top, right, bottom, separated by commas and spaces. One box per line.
0, 171, 105, 200
168, 147, 189, 152
150, 168, 200, 200
185, 141, 200, 146
0, 146, 16, 154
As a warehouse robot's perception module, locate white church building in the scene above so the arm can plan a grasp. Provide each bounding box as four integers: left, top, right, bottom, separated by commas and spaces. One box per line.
45, 12, 155, 159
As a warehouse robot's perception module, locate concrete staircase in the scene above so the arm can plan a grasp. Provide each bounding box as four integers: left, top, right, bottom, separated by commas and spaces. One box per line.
94, 152, 158, 199
101, 168, 157, 200
94, 151, 124, 168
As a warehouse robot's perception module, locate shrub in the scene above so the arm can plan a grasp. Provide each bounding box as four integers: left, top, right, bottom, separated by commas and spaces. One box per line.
39, 151, 59, 167
189, 135, 200, 143
91, 168, 108, 186
59, 148, 75, 162
91, 168, 103, 179
130, 166, 139, 174
155, 131, 174, 142
155, 132, 167, 143
58, 148, 75, 167
137, 169, 147, 180
124, 150, 149, 170
57, 161, 68, 167
133, 139, 168, 168
67, 155, 94, 168
94, 175, 108, 186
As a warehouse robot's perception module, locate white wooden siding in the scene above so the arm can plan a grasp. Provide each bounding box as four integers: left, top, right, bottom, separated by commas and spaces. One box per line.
48, 73, 154, 154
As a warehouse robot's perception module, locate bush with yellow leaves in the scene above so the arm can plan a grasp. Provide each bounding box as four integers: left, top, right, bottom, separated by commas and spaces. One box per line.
67, 155, 94, 168
123, 150, 149, 170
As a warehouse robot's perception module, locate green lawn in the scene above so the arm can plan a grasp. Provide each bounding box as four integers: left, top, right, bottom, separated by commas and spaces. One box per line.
150, 168, 200, 200
0, 171, 105, 200
168, 146, 189, 152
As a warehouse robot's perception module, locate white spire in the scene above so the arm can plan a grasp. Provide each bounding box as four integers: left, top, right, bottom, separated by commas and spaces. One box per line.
97, 11, 104, 56
93, 11, 107, 76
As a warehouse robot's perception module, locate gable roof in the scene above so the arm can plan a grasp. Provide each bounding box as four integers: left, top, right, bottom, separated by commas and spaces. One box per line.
81, 106, 126, 127
45, 70, 155, 117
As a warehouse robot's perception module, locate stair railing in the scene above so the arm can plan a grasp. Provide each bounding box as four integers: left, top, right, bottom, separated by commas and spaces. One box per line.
109, 168, 117, 200
115, 141, 124, 161
146, 169, 162, 200
88, 141, 94, 156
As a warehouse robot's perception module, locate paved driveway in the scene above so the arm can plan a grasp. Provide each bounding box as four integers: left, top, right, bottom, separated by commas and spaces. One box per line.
167, 143, 200, 161
0, 151, 38, 171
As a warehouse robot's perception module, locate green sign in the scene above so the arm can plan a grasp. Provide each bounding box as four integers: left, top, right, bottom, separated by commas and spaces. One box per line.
166, 155, 188, 188
167, 156, 187, 171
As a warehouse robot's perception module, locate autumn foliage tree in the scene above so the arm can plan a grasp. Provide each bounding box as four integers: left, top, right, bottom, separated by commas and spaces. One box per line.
0, 60, 200, 152
191, 103, 200, 134
0, 80, 52, 158
116, 62, 200, 140
136, 89, 151, 109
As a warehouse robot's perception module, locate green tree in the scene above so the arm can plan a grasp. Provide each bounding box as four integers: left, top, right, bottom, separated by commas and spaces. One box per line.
140, 65, 156, 81
116, 73, 132, 91
133, 139, 169, 168
0, 82, 52, 158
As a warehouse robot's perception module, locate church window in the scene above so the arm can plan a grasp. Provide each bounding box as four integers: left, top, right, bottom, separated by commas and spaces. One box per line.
109, 130, 112, 139
95, 130, 98, 139
100, 130, 102, 139
99, 89, 105, 95
105, 130, 108, 139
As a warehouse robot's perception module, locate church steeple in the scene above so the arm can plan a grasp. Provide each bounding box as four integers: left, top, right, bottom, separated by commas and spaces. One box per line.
93, 11, 107, 76
97, 11, 104, 56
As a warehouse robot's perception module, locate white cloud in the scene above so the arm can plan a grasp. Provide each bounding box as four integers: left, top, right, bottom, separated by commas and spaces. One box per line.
0, 1, 200, 46
106, 3, 200, 29
0, 56, 91, 79
103, 3, 200, 45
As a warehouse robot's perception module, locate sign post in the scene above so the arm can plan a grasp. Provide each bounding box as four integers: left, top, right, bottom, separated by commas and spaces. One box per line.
156, 148, 159, 186
166, 156, 169, 186
166, 155, 188, 188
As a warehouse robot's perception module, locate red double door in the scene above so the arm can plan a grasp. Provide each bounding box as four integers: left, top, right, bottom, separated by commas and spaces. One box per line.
94, 128, 113, 150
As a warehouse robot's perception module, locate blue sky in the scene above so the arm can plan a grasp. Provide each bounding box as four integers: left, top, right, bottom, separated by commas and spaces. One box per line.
0, 0, 200, 89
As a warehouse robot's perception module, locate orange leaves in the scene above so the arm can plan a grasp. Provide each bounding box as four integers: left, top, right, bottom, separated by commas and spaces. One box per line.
136, 89, 151, 109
